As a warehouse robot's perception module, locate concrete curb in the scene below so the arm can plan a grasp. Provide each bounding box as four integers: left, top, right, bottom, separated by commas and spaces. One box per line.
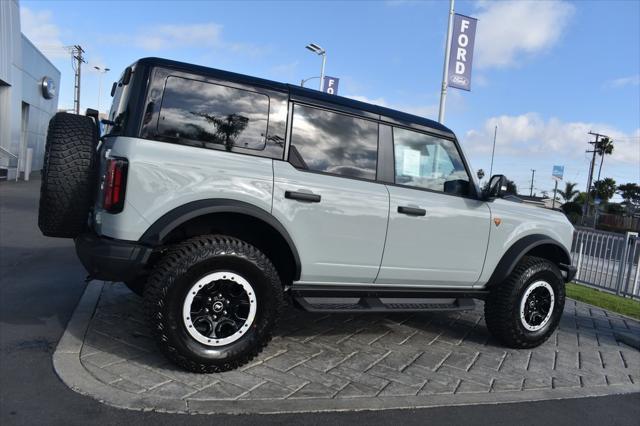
614, 332, 640, 350
53, 282, 640, 415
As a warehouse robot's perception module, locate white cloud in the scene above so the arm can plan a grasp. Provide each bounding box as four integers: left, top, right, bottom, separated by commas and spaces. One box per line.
474, 1, 574, 68
20, 7, 67, 59
345, 94, 439, 119
100, 23, 266, 57
134, 23, 223, 50
605, 74, 640, 88
268, 61, 300, 81
463, 113, 640, 166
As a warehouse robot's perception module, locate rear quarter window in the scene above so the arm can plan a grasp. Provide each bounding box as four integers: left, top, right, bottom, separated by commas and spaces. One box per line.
157, 76, 269, 151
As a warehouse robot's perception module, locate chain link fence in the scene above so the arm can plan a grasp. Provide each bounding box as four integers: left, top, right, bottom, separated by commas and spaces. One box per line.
571, 227, 639, 298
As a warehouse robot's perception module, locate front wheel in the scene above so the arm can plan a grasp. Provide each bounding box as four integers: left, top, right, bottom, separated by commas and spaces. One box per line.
484, 256, 565, 349
144, 235, 283, 373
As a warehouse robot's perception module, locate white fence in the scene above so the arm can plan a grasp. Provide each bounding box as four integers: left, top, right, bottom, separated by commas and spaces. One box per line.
571, 228, 639, 298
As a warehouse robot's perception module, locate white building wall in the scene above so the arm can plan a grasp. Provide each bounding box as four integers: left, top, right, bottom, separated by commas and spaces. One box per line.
0, 0, 22, 173
0, 0, 60, 179
20, 36, 60, 171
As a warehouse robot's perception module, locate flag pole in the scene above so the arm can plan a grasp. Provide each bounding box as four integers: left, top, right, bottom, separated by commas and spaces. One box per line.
438, 0, 455, 124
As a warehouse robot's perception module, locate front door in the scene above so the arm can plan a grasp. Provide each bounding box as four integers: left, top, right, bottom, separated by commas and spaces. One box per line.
376, 127, 491, 287
272, 103, 389, 284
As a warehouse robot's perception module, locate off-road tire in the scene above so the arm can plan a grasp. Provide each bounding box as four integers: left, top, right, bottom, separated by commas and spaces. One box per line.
484, 256, 565, 349
144, 235, 284, 373
38, 112, 97, 238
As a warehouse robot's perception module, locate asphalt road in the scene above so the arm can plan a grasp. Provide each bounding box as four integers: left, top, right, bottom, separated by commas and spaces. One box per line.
1, 178, 638, 426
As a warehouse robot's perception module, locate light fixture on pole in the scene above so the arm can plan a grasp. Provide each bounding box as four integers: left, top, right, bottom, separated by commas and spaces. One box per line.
94, 66, 110, 113
305, 43, 326, 91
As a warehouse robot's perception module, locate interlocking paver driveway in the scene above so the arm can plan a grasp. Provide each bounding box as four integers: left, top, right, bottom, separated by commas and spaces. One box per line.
74, 283, 639, 412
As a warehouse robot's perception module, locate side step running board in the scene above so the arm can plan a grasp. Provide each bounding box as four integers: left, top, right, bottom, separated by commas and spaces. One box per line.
294, 296, 475, 313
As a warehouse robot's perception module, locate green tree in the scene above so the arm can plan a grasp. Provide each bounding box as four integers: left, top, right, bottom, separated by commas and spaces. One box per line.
617, 183, 640, 208
591, 178, 617, 202
605, 203, 625, 215
558, 181, 579, 203
481, 178, 518, 195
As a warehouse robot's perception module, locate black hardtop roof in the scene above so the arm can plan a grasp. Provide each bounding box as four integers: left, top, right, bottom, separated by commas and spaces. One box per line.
135, 57, 454, 135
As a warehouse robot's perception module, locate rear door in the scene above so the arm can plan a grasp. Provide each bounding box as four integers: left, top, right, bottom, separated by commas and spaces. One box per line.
377, 127, 491, 287
272, 103, 390, 284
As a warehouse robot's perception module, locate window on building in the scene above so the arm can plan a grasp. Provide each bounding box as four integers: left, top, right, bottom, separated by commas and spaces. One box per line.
289, 104, 378, 180
393, 127, 470, 194
157, 76, 269, 151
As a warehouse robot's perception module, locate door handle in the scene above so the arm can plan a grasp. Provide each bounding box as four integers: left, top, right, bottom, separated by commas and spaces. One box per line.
397, 206, 426, 216
285, 190, 321, 203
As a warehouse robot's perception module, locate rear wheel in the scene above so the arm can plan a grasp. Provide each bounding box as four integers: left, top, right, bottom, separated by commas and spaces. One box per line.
484, 256, 565, 349
144, 235, 283, 373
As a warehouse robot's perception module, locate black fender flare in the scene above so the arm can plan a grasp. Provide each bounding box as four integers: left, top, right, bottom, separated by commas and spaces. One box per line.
139, 199, 301, 280
486, 234, 572, 286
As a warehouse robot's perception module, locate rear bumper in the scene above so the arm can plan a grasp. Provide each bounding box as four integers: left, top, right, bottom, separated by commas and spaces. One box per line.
75, 233, 152, 282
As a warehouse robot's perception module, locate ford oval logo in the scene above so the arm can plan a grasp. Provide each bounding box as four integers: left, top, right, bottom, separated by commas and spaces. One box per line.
450, 75, 469, 86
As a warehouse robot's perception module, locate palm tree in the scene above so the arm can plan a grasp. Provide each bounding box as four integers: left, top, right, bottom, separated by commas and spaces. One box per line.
558, 182, 579, 203
596, 137, 614, 182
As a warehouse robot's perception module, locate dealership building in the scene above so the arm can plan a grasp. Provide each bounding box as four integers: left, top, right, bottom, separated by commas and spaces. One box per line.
0, 0, 60, 181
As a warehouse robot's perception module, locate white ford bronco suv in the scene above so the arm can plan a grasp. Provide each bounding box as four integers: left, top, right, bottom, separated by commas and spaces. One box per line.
38, 58, 576, 373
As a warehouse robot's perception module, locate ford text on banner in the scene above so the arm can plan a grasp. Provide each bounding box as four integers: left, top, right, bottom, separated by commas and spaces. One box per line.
447, 13, 477, 91
323, 76, 339, 95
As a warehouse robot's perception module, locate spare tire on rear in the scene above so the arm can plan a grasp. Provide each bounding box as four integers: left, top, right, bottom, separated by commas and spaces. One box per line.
38, 112, 98, 238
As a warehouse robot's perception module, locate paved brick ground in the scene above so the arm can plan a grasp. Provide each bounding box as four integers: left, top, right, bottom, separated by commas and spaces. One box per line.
77, 283, 639, 409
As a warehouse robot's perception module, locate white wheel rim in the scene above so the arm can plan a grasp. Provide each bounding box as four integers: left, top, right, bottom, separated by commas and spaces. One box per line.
182, 271, 257, 347
519, 280, 555, 332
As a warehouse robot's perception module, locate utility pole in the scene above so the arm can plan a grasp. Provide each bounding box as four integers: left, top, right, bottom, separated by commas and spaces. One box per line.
70, 45, 86, 114
438, 0, 455, 123
582, 131, 608, 226
489, 125, 497, 177
530, 169, 536, 197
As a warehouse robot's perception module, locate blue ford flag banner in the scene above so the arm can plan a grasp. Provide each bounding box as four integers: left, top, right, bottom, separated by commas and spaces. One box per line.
323, 76, 339, 95
552, 165, 564, 181
447, 13, 477, 91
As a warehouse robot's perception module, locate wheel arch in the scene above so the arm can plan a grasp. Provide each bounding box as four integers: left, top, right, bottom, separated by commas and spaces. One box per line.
486, 234, 573, 287
139, 199, 301, 282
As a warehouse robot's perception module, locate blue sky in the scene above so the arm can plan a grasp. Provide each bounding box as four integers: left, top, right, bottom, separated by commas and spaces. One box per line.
20, 0, 639, 198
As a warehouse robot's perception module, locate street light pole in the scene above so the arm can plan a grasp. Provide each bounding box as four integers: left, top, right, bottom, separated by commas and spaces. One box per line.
438, 0, 455, 123
94, 66, 110, 113
320, 53, 326, 91
305, 43, 327, 92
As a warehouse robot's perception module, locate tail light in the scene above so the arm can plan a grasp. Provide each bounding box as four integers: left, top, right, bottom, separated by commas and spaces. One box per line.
103, 158, 128, 213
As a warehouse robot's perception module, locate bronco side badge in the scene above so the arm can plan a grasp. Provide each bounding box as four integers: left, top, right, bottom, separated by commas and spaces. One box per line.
494, 218, 502, 226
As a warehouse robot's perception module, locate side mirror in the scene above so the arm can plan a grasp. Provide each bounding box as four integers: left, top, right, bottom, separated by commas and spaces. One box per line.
485, 174, 507, 200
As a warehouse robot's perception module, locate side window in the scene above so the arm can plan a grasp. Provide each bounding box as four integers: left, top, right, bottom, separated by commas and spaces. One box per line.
289, 104, 378, 180
157, 76, 268, 151
393, 127, 470, 194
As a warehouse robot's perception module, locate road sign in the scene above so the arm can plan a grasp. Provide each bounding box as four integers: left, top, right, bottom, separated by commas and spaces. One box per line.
552, 165, 564, 181
322, 76, 339, 95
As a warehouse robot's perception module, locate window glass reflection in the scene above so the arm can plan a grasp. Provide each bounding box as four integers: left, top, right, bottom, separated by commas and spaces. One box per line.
393, 127, 469, 193
158, 76, 268, 151
290, 104, 378, 180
